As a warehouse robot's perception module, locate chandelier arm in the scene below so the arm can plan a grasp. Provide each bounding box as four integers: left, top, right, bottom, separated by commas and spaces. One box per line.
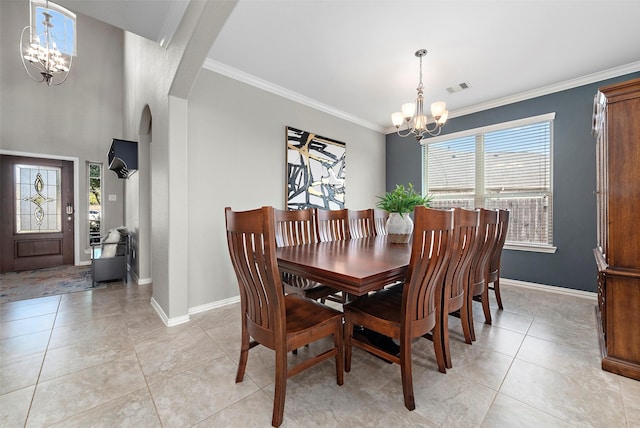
419, 126, 443, 139
20, 26, 46, 83
396, 127, 416, 138
51, 54, 72, 85
424, 121, 442, 133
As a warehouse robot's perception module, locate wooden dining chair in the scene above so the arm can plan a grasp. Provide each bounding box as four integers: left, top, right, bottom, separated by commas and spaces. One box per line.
316, 208, 350, 242
273, 208, 337, 301
225, 206, 344, 427
373, 209, 389, 236
348, 208, 376, 238
344, 206, 455, 411
467, 208, 500, 341
437, 207, 481, 371
486, 209, 510, 309
315, 208, 351, 303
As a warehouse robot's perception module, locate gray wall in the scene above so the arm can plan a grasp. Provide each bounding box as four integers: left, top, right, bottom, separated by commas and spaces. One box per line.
0, 0, 125, 264
386, 72, 640, 292
186, 69, 386, 308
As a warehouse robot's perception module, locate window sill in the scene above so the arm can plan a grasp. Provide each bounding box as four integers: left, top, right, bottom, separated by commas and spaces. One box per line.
504, 243, 557, 254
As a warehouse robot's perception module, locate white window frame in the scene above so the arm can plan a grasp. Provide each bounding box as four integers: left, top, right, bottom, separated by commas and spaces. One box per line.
421, 113, 557, 253
88, 162, 102, 245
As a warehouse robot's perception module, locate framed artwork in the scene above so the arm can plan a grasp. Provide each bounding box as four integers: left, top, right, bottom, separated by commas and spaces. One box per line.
286, 126, 346, 210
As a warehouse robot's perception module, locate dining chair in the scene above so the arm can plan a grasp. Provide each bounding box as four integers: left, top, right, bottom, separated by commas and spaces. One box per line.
316, 208, 350, 242
348, 208, 376, 238
225, 206, 344, 427
315, 208, 351, 303
486, 209, 510, 309
373, 209, 389, 236
467, 208, 500, 341
344, 206, 455, 411
273, 208, 337, 301
437, 207, 481, 371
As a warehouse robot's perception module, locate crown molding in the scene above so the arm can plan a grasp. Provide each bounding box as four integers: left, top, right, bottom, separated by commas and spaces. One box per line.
449, 61, 640, 120
203, 59, 639, 136
203, 59, 385, 133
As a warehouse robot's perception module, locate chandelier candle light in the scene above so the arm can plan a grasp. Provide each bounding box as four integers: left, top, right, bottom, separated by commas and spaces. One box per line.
20, 0, 75, 86
392, 49, 448, 140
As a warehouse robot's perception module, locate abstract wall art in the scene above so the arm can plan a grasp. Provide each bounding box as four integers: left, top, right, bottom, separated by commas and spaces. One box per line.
286, 126, 346, 210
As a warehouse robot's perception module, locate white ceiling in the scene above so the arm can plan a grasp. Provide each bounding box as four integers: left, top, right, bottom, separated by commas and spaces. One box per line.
58, 0, 640, 133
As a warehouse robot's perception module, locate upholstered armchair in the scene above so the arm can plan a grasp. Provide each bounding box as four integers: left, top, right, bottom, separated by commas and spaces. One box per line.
90, 227, 129, 286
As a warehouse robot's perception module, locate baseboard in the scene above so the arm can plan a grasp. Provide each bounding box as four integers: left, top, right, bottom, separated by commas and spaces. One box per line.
500, 278, 597, 300
129, 269, 152, 285
150, 297, 190, 327
189, 295, 240, 315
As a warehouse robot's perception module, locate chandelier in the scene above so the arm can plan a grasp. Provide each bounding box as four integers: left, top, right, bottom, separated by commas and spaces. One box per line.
20, 0, 75, 86
391, 49, 448, 141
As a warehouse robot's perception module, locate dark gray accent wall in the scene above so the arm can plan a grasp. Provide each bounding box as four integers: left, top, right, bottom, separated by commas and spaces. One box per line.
386, 72, 640, 292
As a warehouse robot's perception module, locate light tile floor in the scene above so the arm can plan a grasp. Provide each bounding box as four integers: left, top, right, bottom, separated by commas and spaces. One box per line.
1, 282, 639, 427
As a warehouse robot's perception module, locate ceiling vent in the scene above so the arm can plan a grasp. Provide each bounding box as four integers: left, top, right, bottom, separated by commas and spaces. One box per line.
108, 139, 138, 179
446, 82, 471, 94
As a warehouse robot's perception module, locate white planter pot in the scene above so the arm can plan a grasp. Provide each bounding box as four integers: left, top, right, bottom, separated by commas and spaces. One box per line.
386, 212, 413, 244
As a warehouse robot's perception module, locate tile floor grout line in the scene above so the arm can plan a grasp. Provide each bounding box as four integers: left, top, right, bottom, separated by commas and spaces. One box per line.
22, 294, 62, 428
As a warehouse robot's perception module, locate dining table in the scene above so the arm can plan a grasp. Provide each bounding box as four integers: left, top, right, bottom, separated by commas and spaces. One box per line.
276, 235, 412, 296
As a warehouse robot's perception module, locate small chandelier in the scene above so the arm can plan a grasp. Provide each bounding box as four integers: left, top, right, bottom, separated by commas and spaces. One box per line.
392, 49, 448, 141
20, 0, 75, 86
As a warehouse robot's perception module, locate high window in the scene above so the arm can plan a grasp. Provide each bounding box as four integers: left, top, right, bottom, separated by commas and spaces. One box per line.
423, 113, 555, 252
88, 162, 102, 244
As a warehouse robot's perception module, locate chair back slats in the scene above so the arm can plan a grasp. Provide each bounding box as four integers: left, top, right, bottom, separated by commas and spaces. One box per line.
348, 209, 376, 238
274, 208, 318, 247
373, 209, 389, 236
488, 209, 510, 277
402, 207, 455, 330
316, 209, 350, 241
225, 206, 283, 333
445, 208, 481, 306
471, 209, 500, 290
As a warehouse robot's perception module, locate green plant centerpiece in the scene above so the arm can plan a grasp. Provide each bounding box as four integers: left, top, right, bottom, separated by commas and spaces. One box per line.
376, 183, 432, 243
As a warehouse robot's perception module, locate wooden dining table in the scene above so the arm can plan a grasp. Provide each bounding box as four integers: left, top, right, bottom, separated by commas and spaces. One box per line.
276, 235, 412, 296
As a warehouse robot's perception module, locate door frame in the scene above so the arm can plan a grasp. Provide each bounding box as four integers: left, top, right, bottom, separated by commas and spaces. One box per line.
0, 149, 81, 266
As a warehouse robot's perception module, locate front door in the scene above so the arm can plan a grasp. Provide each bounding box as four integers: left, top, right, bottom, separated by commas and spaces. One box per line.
0, 155, 74, 273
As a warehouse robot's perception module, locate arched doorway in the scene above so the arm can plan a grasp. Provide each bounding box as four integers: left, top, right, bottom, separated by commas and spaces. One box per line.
126, 105, 152, 284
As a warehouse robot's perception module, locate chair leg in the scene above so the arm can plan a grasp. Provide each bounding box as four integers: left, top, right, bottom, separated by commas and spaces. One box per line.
460, 298, 473, 345
334, 321, 344, 385
344, 314, 353, 373
236, 324, 249, 383
467, 290, 477, 342
481, 287, 492, 325
272, 347, 287, 427
494, 278, 503, 310
442, 307, 453, 369
432, 310, 447, 374
399, 336, 416, 411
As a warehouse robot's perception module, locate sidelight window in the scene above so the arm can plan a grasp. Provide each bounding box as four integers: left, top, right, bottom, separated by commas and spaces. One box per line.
88, 162, 102, 244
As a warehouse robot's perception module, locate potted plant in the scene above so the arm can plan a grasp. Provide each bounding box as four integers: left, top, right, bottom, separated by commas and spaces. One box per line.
376, 183, 432, 243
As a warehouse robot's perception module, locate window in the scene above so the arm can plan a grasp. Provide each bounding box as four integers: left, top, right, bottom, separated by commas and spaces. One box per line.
423, 113, 555, 251
15, 164, 61, 233
30, 0, 76, 57
88, 162, 102, 245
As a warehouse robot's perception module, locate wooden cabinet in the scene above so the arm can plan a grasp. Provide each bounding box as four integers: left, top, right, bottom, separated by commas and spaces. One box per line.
592, 77, 640, 381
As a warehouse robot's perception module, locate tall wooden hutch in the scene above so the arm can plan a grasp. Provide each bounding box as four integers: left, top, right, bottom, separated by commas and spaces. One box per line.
592, 77, 640, 381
